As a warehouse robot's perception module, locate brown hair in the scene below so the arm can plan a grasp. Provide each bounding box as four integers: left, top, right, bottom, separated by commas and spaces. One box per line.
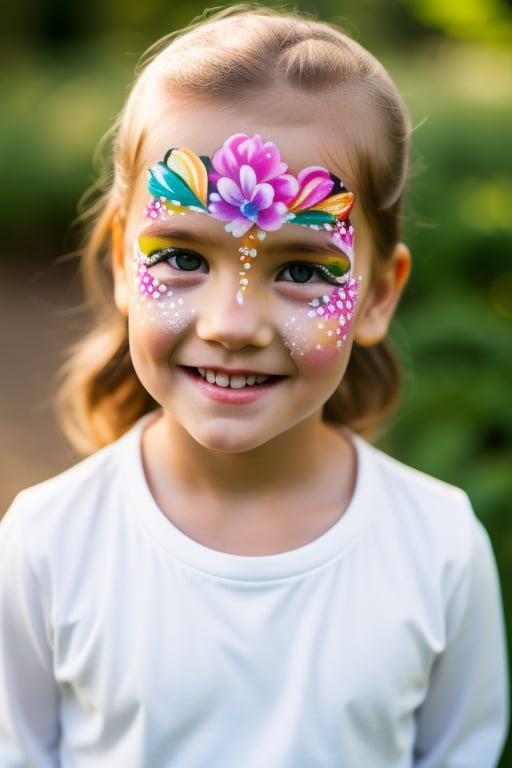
56, 4, 411, 455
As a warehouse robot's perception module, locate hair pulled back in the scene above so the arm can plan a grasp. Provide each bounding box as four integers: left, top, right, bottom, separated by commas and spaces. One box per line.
57, 4, 411, 454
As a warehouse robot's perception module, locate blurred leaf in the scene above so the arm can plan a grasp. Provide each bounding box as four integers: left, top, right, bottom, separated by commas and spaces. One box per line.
405, 0, 512, 46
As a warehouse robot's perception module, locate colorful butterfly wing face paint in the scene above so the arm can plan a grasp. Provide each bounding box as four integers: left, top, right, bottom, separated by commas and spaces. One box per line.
139, 133, 361, 353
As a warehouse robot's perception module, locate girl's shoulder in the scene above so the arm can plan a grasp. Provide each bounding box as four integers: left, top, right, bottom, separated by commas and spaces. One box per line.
350, 434, 470, 509
351, 432, 489, 576
14, 429, 134, 507
2, 418, 146, 553
355, 433, 470, 508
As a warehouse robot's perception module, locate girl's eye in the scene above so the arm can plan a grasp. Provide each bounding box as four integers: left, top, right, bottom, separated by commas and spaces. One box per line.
145, 247, 207, 272
168, 250, 204, 272
278, 261, 349, 286
282, 263, 316, 283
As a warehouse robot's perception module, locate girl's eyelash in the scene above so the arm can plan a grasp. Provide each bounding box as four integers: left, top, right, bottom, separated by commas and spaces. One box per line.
281, 261, 351, 286
143, 247, 195, 267
314, 263, 350, 285
141, 249, 349, 285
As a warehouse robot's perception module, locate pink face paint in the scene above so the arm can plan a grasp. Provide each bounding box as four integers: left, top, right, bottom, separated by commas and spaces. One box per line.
283, 278, 361, 356
132, 240, 197, 334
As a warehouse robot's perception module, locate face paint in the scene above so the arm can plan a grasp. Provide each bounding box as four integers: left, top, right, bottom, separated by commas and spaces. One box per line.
283, 277, 361, 357
144, 133, 355, 305
138, 133, 363, 356
132, 237, 197, 334
134, 230, 361, 355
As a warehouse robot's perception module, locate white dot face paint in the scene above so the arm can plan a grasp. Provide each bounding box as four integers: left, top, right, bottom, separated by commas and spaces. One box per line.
131, 238, 197, 334
282, 278, 361, 357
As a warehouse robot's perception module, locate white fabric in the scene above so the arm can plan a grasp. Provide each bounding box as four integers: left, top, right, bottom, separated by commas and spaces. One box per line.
0, 418, 508, 767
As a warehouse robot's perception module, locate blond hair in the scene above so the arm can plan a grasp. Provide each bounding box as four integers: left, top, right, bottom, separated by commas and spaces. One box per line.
57, 4, 411, 454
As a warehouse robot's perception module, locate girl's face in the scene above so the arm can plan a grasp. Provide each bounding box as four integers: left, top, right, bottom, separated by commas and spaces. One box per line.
114, 99, 401, 454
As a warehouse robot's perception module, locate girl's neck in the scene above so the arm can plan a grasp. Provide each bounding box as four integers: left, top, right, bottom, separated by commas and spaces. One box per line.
140, 411, 357, 555
143, 410, 347, 493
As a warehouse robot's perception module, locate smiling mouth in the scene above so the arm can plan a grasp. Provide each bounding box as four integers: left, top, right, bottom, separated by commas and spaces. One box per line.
195, 368, 274, 389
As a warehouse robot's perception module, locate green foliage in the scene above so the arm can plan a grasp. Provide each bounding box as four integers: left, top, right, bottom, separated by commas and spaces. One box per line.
405, 0, 512, 46
377, 40, 512, 765
380, 43, 512, 511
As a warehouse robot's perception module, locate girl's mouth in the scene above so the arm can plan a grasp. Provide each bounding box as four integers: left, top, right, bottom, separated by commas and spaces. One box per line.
196, 368, 272, 389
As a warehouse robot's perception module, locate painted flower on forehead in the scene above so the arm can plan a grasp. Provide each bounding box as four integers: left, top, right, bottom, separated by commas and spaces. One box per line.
208, 133, 299, 236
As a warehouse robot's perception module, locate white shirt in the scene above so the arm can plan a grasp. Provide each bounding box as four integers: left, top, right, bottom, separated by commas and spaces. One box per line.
0, 418, 508, 767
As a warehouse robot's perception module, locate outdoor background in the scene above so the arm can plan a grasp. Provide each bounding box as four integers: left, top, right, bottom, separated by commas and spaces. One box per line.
1, 0, 511, 761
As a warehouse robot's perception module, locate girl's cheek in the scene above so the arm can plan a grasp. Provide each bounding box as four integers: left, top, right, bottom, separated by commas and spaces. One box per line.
130, 253, 361, 365
282, 278, 361, 363
130, 261, 197, 338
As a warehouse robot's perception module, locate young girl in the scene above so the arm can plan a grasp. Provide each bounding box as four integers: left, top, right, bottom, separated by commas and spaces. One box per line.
0, 6, 508, 767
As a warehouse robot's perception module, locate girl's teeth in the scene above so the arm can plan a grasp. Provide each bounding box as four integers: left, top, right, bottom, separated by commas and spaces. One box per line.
230, 375, 247, 389
215, 372, 230, 388
197, 369, 269, 388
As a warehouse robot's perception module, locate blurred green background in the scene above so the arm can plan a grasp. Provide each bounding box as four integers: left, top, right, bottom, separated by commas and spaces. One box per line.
0, 0, 511, 760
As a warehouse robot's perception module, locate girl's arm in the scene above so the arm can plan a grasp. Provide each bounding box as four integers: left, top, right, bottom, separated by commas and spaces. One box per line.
0, 502, 60, 767
414, 517, 509, 767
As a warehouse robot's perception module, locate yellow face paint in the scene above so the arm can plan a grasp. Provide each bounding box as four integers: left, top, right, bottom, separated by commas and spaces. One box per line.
137, 235, 176, 265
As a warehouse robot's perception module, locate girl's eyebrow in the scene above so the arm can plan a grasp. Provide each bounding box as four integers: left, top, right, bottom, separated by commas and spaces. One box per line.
138, 221, 219, 244
281, 241, 343, 254
139, 222, 347, 258
267, 237, 348, 259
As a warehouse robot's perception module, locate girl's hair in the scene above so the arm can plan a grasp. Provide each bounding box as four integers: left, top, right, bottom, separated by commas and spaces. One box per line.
57, 4, 411, 455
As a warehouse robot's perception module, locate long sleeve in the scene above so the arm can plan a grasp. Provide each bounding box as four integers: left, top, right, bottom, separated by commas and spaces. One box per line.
0, 501, 60, 767
414, 517, 509, 767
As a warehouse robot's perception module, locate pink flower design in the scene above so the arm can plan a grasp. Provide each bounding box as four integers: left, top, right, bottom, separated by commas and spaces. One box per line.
289, 167, 334, 212
208, 134, 299, 236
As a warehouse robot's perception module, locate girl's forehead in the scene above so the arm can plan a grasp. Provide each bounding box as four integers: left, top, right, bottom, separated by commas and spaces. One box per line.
137, 96, 354, 181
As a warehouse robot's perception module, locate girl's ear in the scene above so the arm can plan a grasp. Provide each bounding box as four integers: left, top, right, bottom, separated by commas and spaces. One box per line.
111, 212, 130, 317
354, 242, 410, 346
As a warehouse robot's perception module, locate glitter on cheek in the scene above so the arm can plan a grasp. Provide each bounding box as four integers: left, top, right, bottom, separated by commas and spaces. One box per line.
283, 277, 361, 357
131, 261, 197, 333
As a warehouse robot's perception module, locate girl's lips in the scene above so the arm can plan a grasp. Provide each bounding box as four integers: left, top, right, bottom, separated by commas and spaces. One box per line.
181, 366, 283, 404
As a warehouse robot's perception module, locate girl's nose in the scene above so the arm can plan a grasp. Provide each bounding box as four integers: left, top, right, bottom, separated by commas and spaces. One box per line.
195, 281, 274, 350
